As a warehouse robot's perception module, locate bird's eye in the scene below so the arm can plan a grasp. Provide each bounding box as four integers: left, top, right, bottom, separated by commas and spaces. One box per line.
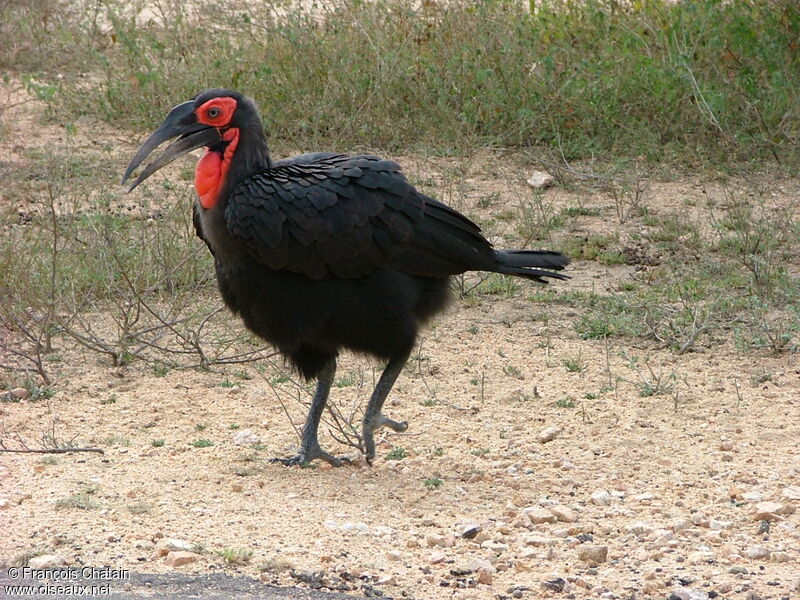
207, 107, 221, 119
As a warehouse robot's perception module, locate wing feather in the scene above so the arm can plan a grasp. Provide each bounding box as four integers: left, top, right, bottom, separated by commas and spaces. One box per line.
224, 154, 497, 279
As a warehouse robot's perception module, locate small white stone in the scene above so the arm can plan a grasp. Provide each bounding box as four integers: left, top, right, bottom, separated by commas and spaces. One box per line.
377, 574, 396, 585
633, 492, 656, 502
770, 551, 791, 563
524, 507, 557, 524
480, 540, 509, 553
526, 171, 555, 189
670, 588, 709, 600
426, 533, 455, 548
372, 525, 395, 537
744, 546, 769, 559
523, 534, 558, 547
590, 489, 611, 506
155, 538, 195, 556
782, 486, 800, 501
28, 554, 65, 569
753, 501, 793, 521
687, 551, 715, 565
709, 520, 733, 530
625, 521, 655, 536
549, 505, 578, 523
429, 551, 446, 564
468, 557, 496, 573
340, 522, 370, 534
537, 426, 561, 443
232, 429, 260, 446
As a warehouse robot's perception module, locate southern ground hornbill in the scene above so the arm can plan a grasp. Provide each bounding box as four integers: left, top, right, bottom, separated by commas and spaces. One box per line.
123, 89, 569, 466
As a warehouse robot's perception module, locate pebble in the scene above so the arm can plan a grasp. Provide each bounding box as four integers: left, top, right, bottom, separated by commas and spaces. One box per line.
429, 551, 446, 564
0, 498, 8, 509
231, 429, 260, 446
526, 171, 555, 189
743, 491, 762, 503
753, 501, 793, 521
524, 507, 557, 524
744, 546, 769, 559
461, 523, 482, 539
340, 522, 370, 534
577, 545, 608, 563
537, 426, 561, 443
626, 521, 655, 536
426, 534, 456, 548
591, 489, 612, 506
514, 559, 534, 572
670, 518, 693, 532
670, 587, 709, 600
687, 551, 715, 565
385, 551, 401, 562
27, 554, 65, 569
549, 505, 578, 523
165, 551, 199, 567
769, 551, 790, 563
709, 519, 732, 530
155, 538, 195, 556
471, 531, 490, 545
377, 575, 397, 585
782, 486, 800, 501
523, 534, 558, 547
133, 539, 154, 551
481, 540, 509, 553
468, 558, 496, 574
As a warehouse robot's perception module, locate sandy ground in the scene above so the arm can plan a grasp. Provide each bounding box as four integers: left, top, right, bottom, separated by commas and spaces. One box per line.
1, 83, 799, 600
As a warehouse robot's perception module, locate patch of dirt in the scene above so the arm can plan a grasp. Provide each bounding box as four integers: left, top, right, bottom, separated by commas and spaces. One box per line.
1, 83, 799, 600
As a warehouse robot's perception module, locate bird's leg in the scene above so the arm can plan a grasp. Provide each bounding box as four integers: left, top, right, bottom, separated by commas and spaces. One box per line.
362, 355, 409, 465
271, 358, 350, 467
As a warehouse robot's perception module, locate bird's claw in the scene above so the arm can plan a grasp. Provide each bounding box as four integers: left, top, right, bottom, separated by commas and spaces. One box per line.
363, 414, 408, 465
270, 444, 352, 467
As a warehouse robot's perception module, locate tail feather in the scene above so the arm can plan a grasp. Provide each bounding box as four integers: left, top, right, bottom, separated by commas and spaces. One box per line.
494, 250, 570, 284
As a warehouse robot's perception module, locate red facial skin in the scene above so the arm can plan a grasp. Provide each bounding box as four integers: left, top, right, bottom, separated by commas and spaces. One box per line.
194, 97, 240, 209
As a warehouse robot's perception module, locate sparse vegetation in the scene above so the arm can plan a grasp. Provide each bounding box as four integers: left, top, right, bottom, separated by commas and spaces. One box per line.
424, 477, 444, 490
386, 447, 409, 461
55, 488, 101, 511
6, 0, 796, 164
190, 439, 214, 448
216, 548, 253, 565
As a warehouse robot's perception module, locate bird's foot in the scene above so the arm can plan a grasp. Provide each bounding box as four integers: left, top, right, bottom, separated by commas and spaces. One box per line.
270, 443, 351, 468
362, 413, 408, 465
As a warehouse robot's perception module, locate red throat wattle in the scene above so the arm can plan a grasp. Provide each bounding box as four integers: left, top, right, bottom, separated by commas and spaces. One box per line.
195, 128, 239, 209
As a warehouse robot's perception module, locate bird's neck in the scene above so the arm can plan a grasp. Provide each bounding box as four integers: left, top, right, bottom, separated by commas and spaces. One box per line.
195, 126, 272, 211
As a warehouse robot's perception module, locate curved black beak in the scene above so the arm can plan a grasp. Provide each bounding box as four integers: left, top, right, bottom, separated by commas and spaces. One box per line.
122, 100, 222, 192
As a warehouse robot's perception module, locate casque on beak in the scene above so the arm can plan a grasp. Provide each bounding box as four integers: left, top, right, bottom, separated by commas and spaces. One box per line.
122, 100, 222, 192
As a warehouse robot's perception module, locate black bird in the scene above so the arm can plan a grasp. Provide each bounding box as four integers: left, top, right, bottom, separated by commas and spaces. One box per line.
123, 89, 569, 466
